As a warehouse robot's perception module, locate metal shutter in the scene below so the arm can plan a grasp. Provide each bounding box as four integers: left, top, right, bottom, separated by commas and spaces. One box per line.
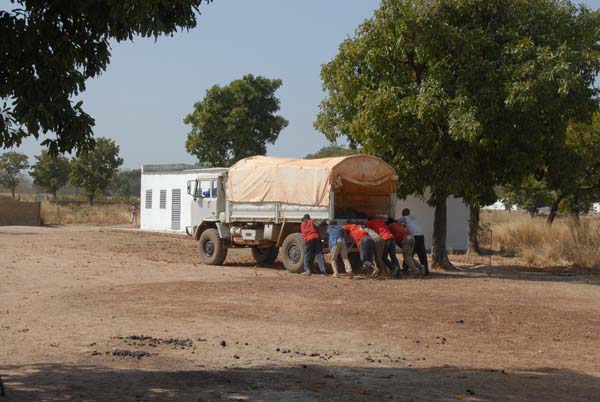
171, 189, 181, 231
159, 190, 167, 209
145, 190, 152, 209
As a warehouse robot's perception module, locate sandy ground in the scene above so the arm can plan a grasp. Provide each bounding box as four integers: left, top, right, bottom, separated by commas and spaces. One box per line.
1, 225, 599, 402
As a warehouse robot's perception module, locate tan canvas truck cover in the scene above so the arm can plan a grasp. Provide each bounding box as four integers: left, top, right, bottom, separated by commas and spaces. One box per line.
225, 155, 398, 207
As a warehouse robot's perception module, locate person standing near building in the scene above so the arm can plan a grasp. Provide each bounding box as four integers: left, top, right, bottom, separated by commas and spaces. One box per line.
398, 208, 429, 275
301, 214, 327, 276
387, 218, 424, 278
366, 217, 401, 276
326, 220, 353, 279
130, 203, 138, 225
343, 222, 376, 276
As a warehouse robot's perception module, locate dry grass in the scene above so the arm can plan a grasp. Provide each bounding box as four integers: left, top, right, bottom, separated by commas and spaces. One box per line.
481, 210, 600, 272
41, 202, 131, 226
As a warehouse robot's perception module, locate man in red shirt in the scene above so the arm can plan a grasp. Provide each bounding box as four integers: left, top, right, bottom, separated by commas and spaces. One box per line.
387, 219, 423, 277
343, 222, 375, 272
366, 217, 400, 276
301, 214, 326, 276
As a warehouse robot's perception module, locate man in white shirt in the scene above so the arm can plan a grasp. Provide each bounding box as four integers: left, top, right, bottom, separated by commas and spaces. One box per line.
398, 208, 429, 275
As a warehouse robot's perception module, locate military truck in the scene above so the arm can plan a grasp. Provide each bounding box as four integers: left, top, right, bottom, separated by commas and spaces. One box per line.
186, 155, 398, 273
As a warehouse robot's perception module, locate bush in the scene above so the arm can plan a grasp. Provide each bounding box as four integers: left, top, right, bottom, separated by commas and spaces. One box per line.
482, 211, 600, 271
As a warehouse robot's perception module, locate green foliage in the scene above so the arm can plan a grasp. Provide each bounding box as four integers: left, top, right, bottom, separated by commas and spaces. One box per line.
109, 169, 141, 199
185, 74, 288, 167
0, 0, 213, 155
305, 145, 358, 159
499, 178, 554, 215
70, 138, 123, 204
0, 151, 29, 198
315, 0, 600, 206
30, 150, 70, 198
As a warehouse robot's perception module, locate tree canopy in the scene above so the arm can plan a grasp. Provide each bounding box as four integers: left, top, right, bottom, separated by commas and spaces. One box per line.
185, 74, 288, 167
30, 150, 71, 198
315, 0, 600, 268
70, 138, 123, 204
305, 145, 358, 159
0, 0, 213, 155
109, 169, 142, 200
0, 151, 29, 198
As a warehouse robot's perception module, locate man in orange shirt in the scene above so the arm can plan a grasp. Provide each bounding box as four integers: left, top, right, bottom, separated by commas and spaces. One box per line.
366, 217, 400, 276
301, 214, 326, 276
387, 218, 423, 277
343, 222, 375, 273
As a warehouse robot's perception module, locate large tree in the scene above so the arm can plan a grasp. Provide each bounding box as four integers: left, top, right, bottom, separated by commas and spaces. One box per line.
70, 138, 123, 205
305, 144, 358, 159
315, 0, 600, 269
185, 74, 289, 167
0, 0, 213, 155
0, 151, 29, 198
30, 150, 71, 199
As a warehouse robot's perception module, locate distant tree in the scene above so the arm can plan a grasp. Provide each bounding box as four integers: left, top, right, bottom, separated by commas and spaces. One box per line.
305, 145, 358, 159
109, 169, 141, 200
0, 151, 29, 198
544, 112, 600, 225
185, 74, 288, 167
500, 178, 554, 216
0, 1, 214, 155
29, 151, 70, 199
315, 0, 600, 269
70, 138, 123, 205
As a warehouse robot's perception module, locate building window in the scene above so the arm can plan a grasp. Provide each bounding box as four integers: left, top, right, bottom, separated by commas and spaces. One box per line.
159, 190, 167, 209
145, 190, 152, 209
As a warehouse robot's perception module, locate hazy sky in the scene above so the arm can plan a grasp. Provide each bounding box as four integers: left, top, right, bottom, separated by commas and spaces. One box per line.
10, 0, 600, 169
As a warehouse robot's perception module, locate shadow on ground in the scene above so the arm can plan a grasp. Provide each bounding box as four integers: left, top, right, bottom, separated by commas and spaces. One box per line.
1, 363, 598, 402
429, 264, 600, 286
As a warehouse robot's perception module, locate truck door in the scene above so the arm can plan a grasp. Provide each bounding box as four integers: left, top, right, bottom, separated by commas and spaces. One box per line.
196, 179, 218, 221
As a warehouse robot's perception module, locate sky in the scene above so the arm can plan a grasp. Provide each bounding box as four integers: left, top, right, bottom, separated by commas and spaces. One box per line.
10, 0, 600, 169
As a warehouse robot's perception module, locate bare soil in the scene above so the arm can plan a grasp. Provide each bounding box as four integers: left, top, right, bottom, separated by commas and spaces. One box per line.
1, 225, 599, 402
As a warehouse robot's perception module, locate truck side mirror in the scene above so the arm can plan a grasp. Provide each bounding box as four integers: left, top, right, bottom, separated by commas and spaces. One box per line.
187, 180, 201, 200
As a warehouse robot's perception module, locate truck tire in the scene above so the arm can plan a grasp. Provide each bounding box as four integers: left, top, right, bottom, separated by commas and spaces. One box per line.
281, 233, 305, 273
198, 228, 227, 265
251, 246, 279, 266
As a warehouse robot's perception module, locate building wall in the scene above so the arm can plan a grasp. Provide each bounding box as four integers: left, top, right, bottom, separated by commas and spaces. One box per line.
0, 200, 41, 226
140, 172, 200, 233
396, 195, 468, 251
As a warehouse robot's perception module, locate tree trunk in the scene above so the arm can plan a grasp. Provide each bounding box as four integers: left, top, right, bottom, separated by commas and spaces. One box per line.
571, 192, 581, 227
546, 192, 565, 226
88, 194, 95, 205
431, 196, 455, 270
467, 203, 481, 255
11, 187, 15, 199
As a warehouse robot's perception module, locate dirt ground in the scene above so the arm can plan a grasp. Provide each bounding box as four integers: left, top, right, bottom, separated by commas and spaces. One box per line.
1, 226, 599, 402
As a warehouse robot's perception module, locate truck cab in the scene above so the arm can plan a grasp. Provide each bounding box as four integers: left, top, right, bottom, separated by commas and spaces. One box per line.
187, 173, 226, 233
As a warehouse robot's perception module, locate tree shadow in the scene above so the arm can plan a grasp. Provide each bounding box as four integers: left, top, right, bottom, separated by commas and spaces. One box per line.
429, 264, 600, 286
1, 363, 598, 402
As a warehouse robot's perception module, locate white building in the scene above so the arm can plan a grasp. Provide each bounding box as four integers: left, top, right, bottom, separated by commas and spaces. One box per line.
140, 164, 227, 233
140, 164, 469, 251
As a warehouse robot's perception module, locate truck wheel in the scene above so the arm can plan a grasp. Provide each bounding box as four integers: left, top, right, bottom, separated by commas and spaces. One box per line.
198, 228, 227, 265
251, 246, 279, 266
281, 233, 305, 273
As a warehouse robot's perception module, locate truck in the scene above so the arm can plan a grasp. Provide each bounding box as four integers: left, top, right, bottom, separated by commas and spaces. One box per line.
186, 155, 399, 273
